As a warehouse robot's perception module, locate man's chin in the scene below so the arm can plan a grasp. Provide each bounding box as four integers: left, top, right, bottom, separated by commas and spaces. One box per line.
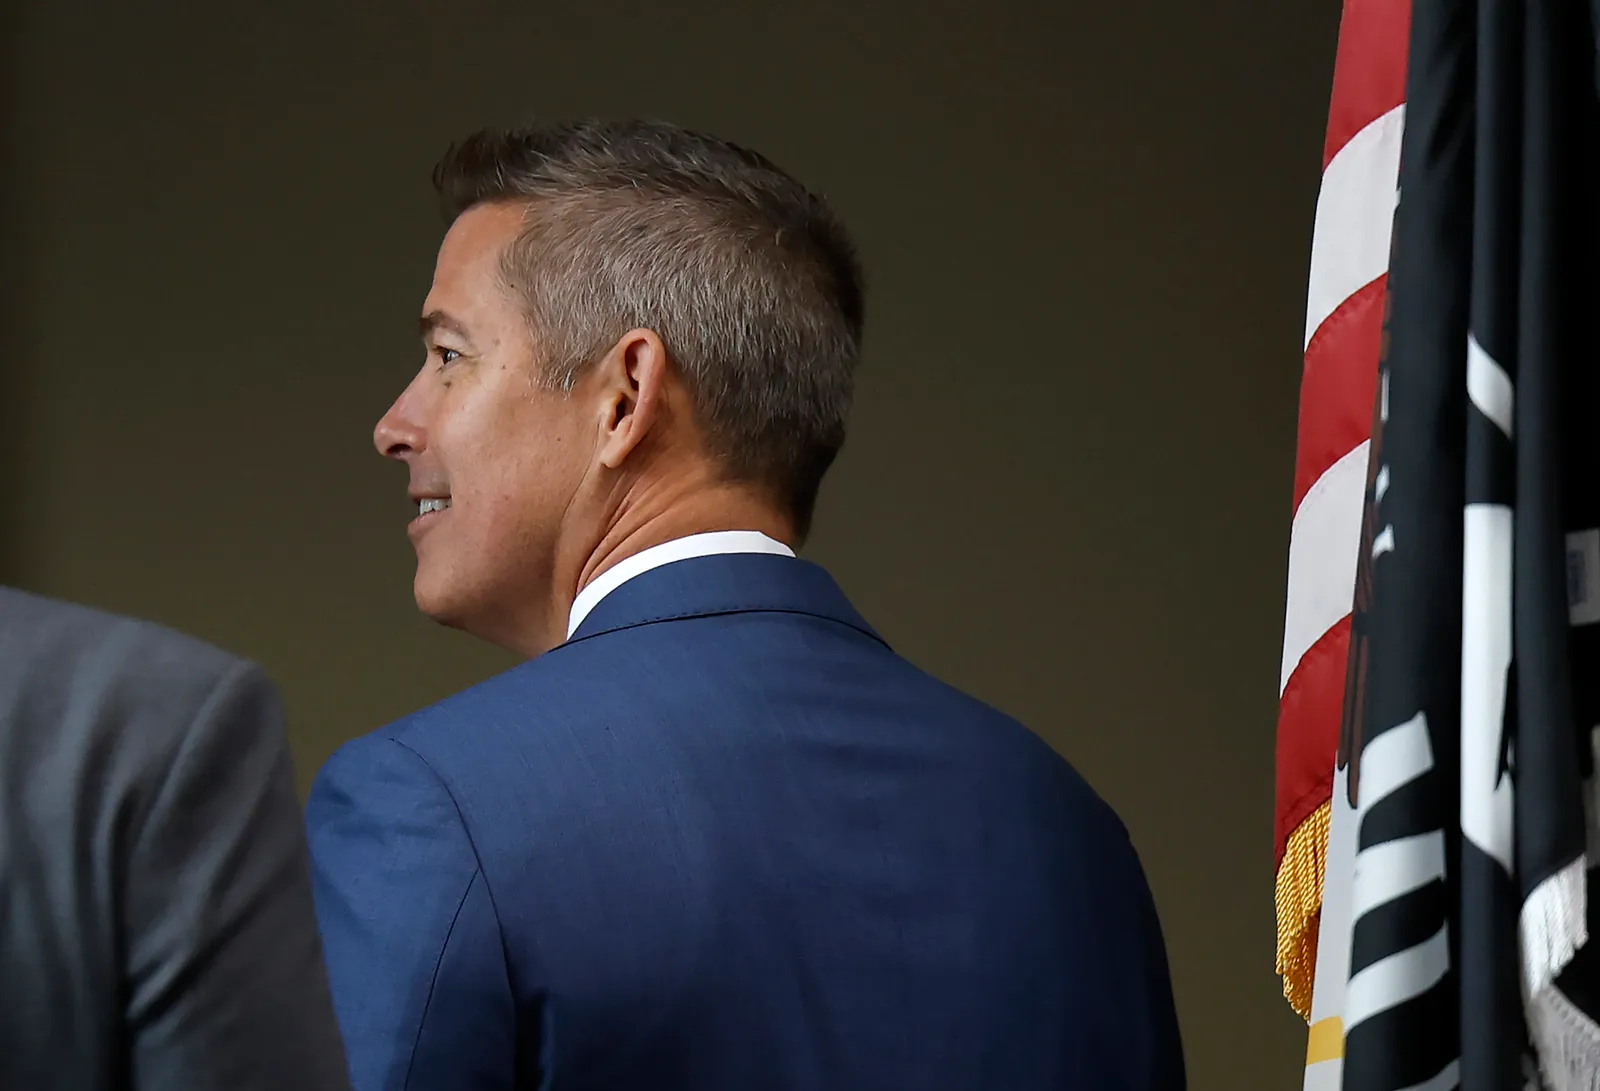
412, 574, 542, 655
412, 575, 472, 632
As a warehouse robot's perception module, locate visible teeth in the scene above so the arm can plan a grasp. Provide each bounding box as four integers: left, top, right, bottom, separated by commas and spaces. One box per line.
418, 498, 451, 515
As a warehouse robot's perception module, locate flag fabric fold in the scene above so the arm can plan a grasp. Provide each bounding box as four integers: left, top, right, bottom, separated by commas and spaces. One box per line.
1276, 0, 1409, 1026
1282, 0, 1600, 1085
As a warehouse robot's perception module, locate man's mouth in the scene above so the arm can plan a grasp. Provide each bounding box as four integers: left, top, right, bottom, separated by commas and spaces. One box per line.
417, 497, 452, 516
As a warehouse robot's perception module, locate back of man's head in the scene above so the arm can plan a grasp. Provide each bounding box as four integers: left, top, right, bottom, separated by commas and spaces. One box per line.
432, 120, 865, 536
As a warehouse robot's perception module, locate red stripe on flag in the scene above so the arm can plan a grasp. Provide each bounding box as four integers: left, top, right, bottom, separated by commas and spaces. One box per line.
1276, 0, 1410, 880
1323, 0, 1411, 168
1291, 275, 1385, 513
1275, 616, 1352, 864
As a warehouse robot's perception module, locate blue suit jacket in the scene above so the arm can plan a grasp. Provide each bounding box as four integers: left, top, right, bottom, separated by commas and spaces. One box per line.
307, 554, 1184, 1090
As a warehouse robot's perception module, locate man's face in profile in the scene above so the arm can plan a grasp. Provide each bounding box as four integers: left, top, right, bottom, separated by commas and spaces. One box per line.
373, 202, 594, 646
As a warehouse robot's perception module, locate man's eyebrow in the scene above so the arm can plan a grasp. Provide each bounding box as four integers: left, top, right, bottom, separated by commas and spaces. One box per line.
419, 310, 471, 341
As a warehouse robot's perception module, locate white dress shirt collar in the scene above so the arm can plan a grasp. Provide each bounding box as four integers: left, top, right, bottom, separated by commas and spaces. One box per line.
566, 530, 796, 639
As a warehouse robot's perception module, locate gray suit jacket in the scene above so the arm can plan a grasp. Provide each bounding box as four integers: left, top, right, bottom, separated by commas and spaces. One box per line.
0, 587, 351, 1091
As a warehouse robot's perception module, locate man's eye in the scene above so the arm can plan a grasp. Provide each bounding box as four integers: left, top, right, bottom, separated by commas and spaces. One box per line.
435, 347, 461, 367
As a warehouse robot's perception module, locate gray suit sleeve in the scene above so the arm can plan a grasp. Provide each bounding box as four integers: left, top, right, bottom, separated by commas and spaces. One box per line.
122, 659, 351, 1091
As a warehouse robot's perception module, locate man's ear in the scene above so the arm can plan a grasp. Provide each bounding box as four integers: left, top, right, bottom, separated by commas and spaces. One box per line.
594, 328, 671, 470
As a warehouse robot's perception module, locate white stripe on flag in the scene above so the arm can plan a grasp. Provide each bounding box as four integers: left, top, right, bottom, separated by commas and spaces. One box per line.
1304, 105, 1406, 349
1281, 441, 1370, 694
1351, 831, 1448, 920
1356, 712, 1435, 813
1398, 1059, 1461, 1091
1302, 1060, 1344, 1091
1302, 765, 1360, 1090
1460, 502, 1515, 873
1344, 924, 1452, 1031
1466, 335, 1515, 437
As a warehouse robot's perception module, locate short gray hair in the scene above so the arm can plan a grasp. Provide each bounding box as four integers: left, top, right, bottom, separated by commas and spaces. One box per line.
431, 120, 865, 538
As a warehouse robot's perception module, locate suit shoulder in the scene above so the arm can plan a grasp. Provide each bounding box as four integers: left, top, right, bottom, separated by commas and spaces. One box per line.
373, 654, 572, 750
901, 664, 1134, 836
0, 587, 267, 749
1, 586, 248, 684
0, 589, 287, 897
370, 627, 740, 759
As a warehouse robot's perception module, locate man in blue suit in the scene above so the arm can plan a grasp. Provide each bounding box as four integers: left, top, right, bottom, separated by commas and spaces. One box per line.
307, 119, 1184, 1090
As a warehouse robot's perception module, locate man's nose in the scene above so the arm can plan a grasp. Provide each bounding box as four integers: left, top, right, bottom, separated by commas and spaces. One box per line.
374, 393, 425, 461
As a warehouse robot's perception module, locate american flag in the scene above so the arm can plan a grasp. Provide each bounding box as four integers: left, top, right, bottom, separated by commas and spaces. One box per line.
1278, 0, 1600, 1087
1274, 0, 1408, 1059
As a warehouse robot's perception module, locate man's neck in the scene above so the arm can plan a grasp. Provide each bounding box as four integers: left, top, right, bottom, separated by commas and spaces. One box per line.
519, 474, 791, 650
564, 529, 795, 641
575, 487, 795, 604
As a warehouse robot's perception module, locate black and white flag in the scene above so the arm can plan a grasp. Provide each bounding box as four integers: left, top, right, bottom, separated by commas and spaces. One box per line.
1332, 0, 1600, 1087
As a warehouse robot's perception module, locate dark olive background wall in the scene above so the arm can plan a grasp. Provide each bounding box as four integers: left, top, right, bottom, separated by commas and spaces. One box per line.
3, 1, 1335, 1086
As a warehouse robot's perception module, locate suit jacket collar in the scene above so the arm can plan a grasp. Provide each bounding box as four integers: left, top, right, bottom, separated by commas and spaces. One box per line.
563, 552, 887, 648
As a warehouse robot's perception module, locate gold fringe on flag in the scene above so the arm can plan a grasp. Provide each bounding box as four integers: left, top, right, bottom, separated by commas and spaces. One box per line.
1275, 800, 1331, 1021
